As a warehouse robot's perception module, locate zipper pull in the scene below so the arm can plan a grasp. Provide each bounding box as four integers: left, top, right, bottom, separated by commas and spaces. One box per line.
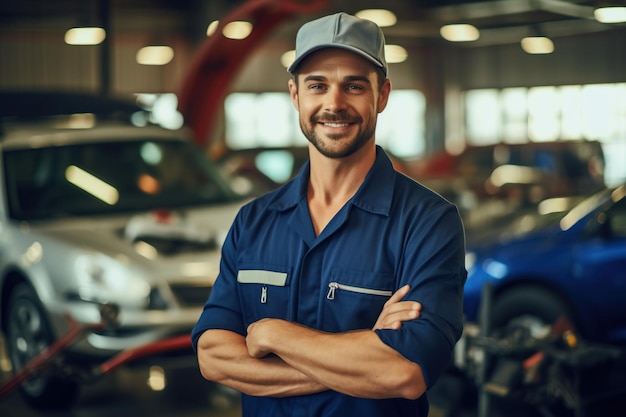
261, 286, 267, 304
327, 282, 338, 300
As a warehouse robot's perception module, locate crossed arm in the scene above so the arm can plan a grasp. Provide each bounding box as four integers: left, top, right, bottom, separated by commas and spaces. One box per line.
195, 285, 427, 400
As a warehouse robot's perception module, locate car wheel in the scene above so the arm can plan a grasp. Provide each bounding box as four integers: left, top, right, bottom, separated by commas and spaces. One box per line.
490, 286, 575, 340
5, 283, 80, 410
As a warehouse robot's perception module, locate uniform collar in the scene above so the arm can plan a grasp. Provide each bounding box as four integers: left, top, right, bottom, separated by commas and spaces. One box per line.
268, 145, 395, 217
351, 145, 395, 216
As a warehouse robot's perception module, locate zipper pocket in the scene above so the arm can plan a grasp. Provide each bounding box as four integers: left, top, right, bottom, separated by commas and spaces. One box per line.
327, 282, 393, 300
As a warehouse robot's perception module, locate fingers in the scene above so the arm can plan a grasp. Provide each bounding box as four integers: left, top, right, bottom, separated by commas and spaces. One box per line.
385, 285, 421, 320
372, 285, 422, 330
384, 284, 411, 306
381, 301, 421, 327
373, 301, 421, 330
246, 319, 274, 358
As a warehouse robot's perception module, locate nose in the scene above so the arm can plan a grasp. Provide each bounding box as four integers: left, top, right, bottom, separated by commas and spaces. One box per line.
324, 86, 347, 112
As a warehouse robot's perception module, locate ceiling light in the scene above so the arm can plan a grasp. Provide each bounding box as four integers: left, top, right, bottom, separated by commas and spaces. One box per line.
222, 21, 253, 40
385, 45, 408, 64
594, 6, 626, 23
440, 24, 480, 42
355, 9, 397, 27
281, 50, 296, 69
521, 36, 554, 54
136, 46, 174, 65
64, 27, 106, 45
206, 20, 219, 36
65, 165, 119, 205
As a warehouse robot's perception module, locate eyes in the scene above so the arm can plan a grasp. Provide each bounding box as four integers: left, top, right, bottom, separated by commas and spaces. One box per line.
306, 83, 367, 93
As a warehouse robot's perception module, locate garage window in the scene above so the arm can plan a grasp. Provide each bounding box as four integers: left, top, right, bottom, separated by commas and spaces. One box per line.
464, 83, 626, 186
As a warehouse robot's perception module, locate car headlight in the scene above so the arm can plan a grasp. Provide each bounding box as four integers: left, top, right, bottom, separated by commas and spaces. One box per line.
73, 253, 151, 306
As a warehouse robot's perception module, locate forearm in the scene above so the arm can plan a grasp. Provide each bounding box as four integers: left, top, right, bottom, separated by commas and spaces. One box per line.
248, 320, 426, 400
196, 329, 327, 397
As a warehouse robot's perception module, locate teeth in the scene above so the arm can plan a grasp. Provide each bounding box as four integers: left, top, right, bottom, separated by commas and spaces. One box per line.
323, 122, 349, 127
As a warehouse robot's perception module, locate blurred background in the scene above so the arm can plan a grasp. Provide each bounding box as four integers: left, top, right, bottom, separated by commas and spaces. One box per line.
1, 1, 625, 417
2, 0, 625, 189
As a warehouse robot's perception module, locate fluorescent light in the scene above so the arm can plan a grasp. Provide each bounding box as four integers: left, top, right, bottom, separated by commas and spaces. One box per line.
206, 20, 219, 36
384, 45, 407, 63
521, 36, 554, 54
136, 46, 174, 65
440, 24, 480, 42
355, 9, 397, 27
65, 165, 119, 205
64, 27, 106, 45
281, 50, 295, 69
222, 21, 253, 40
594, 6, 626, 23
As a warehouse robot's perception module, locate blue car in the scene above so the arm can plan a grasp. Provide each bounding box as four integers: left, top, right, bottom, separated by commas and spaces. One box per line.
463, 184, 626, 345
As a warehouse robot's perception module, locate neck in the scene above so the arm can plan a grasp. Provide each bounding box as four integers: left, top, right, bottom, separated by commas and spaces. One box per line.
306, 144, 376, 235
307, 144, 375, 204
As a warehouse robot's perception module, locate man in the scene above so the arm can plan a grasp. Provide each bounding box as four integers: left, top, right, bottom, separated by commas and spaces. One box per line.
192, 12, 467, 417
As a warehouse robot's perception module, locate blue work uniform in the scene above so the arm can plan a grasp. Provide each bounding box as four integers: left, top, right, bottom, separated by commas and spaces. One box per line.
192, 145, 467, 417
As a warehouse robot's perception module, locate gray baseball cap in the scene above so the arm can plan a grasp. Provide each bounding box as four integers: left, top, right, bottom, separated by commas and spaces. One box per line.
287, 12, 388, 75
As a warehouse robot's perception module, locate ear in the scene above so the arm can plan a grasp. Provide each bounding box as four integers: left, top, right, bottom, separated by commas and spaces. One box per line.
288, 78, 299, 111
377, 78, 392, 113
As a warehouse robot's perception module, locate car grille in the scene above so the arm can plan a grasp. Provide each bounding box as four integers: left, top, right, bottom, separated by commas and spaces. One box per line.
170, 284, 212, 307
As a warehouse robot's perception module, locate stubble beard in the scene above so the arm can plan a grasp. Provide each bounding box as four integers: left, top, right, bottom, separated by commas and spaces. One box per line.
300, 111, 376, 159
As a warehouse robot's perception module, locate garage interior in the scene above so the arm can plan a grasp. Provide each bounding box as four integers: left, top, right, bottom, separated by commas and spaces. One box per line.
1, 1, 626, 416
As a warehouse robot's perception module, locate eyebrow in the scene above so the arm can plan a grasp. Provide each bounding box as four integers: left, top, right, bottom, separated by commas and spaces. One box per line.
302, 74, 372, 85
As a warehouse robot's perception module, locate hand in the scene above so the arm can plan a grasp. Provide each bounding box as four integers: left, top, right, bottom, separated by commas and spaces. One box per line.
246, 318, 281, 358
372, 285, 421, 330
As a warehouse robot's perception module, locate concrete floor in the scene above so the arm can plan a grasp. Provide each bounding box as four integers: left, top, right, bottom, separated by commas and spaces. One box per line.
0, 363, 242, 417
0, 365, 575, 417
1, 332, 624, 417
0, 361, 496, 417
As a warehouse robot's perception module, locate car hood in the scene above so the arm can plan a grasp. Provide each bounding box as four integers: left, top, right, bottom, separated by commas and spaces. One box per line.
25, 201, 243, 275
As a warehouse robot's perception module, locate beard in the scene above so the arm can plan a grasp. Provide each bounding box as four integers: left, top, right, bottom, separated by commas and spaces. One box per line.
300, 110, 376, 159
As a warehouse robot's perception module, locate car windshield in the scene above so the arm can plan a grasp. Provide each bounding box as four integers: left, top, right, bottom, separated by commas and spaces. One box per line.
4, 138, 240, 220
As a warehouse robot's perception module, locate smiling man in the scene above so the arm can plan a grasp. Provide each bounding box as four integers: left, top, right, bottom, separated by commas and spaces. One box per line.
192, 12, 467, 417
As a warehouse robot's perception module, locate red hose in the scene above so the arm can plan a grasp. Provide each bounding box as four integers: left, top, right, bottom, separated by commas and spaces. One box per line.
98, 334, 192, 375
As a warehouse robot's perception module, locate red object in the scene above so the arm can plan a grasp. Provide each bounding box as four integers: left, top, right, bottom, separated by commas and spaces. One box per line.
153, 209, 173, 223
98, 334, 192, 375
404, 150, 458, 179
0, 312, 192, 401
178, 0, 328, 145
0, 314, 103, 399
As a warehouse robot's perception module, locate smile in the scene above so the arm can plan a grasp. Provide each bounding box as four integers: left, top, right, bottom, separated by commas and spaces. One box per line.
321, 122, 350, 127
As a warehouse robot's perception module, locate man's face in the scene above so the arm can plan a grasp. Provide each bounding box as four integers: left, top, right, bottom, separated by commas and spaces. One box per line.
288, 49, 390, 159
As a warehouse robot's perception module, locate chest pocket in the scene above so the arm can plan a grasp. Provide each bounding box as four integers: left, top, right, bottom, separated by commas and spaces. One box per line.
321, 270, 394, 332
237, 269, 290, 327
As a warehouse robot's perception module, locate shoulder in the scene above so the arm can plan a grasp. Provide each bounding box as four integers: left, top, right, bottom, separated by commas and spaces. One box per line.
394, 171, 454, 208
391, 171, 464, 231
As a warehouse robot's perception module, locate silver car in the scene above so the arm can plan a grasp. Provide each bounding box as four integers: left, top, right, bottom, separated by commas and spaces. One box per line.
0, 119, 245, 408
